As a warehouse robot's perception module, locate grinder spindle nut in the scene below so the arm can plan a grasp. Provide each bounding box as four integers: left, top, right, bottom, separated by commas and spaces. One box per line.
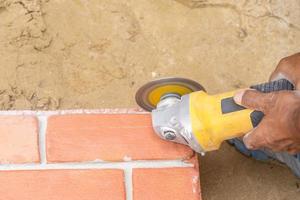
161, 128, 177, 140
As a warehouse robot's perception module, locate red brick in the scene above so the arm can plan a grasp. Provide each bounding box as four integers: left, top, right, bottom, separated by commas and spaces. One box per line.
0, 116, 39, 163
0, 169, 125, 200
133, 168, 201, 200
46, 114, 193, 162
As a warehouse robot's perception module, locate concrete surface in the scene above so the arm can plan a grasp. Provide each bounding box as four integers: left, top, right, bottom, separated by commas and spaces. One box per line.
0, 0, 300, 199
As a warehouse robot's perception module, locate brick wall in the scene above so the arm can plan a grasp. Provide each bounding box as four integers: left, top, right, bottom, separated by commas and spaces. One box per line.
0, 109, 201, 200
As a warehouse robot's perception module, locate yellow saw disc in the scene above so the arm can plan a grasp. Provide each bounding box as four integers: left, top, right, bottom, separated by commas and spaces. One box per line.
135, 77, 205, 111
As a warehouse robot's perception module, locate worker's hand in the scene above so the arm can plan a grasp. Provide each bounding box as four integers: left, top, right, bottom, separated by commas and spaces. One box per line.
234, 53, 300, 154
234, 90, 300, 154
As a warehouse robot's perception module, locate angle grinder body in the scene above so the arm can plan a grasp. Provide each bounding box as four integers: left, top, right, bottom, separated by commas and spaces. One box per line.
136, 78, 294, 154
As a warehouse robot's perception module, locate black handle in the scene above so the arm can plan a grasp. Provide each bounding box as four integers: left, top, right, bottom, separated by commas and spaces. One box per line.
250, 79, 294, 93
249, 79, 294, 127
221, 79, 294, 127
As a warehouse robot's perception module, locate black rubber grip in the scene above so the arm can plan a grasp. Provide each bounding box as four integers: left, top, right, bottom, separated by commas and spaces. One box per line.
249, 79, 294, 127
250, 79, 294, 93
221, 79, 294, 127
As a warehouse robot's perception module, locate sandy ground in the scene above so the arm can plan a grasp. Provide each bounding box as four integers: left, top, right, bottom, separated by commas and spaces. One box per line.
0, 0, 300, 199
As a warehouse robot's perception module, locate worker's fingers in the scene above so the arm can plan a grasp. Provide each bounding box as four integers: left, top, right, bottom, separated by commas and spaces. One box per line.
243, 125, 299, 152
286, 143, 300, 155
267, 139, 294, 152
243, 126, 268, 150
287, 148, 300, 155
234, 90, 277, 113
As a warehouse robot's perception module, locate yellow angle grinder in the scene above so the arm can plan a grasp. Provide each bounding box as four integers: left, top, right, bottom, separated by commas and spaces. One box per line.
135, 77, 294, 154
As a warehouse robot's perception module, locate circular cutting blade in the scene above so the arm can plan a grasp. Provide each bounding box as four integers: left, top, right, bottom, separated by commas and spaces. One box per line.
135, 77, 205, 111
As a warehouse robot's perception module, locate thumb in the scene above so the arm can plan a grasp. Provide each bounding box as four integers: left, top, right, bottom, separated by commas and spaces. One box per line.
234, 89, 276, 113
